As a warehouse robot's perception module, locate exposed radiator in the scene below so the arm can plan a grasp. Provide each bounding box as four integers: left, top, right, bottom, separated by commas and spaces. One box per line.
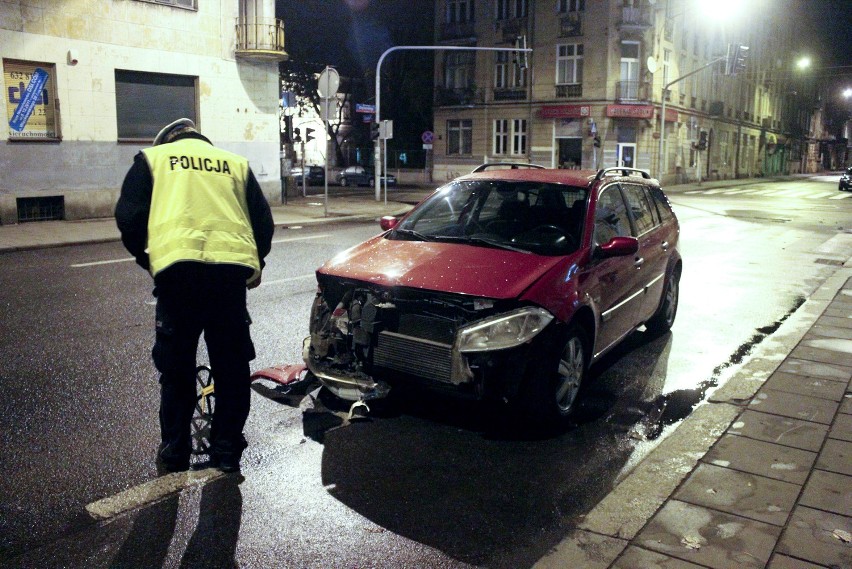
373, 331, 453, 383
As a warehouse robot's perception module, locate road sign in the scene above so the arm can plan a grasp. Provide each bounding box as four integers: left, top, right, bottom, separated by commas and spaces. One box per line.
317, 66, 339, 99
421, 130, 434, 144
356, 103, 376, 114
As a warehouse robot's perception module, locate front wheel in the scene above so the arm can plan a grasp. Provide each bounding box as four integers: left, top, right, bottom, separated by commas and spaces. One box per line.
515, 324, 588, 431
339, 177, 348, 187
646, 270, 680, 334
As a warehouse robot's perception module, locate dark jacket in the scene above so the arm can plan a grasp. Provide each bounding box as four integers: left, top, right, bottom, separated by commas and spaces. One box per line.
115, 131, 274, 277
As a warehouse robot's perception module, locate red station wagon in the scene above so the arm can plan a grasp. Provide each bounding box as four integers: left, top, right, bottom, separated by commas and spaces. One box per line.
303, 165, 681, 429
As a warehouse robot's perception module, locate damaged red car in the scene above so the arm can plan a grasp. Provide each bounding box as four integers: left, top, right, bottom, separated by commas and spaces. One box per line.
303, 165, 681, 429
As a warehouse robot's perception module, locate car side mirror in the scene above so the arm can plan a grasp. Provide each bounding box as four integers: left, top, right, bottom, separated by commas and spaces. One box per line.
596, 236, 639, 258
380, 216, 399, 231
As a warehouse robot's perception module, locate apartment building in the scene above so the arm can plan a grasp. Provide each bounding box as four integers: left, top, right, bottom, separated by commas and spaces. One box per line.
0, 0, 285, 224
432, 0, 805, 185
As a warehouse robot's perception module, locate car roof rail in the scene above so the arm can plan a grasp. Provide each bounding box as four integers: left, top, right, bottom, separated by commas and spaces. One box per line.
471, 162, 547, 173
595, 167, 652, 181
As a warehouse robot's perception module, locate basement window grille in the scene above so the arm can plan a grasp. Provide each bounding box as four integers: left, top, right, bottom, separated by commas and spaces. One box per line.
17, 196, 64, 222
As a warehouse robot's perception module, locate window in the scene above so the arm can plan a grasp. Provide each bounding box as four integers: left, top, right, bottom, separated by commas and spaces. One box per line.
494, 52, 527, 89
496, 0, 527, 20
512, 119, 527, 155
446, 0, 474, 22
662, 49, 671, 89
115, 70, 197, 140
594, 187, 631, 245
556, 44, 583, 84
557, 0, 584, 12
494, 119, 509, 154
444, 51, 475, 89
134, 0, 197, 9
621, 184, 657, 235
620, 41, 640, 100
4, 59, 59, 140
447, 119, 472, 155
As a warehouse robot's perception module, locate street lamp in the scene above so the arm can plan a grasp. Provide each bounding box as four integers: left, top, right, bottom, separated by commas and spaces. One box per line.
796, 56, 812, 71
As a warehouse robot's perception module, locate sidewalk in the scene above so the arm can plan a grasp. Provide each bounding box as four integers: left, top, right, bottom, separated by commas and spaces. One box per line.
0, 191, 421, 253
1, 176, 850, 568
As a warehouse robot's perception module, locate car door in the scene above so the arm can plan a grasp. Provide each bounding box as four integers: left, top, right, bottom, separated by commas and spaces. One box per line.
588, 184, 644, 357
620, 183, 669, 323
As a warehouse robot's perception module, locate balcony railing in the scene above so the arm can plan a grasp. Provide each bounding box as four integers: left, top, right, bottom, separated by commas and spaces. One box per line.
440, 20, 476, 41
556, 83, 583, 98
616, 80, 650, 102
436, 86, 484, 106
493, 87, 527, 101
235, 19, 288, 61
617, 7, 652, 29
559, 14, 582, 37
495, 17, 528, 43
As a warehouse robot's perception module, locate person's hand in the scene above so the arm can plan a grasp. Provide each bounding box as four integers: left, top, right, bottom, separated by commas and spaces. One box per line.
247, 273, 262, 289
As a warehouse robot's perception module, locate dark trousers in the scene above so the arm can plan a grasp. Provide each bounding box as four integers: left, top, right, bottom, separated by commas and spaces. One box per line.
152, 263, 256, 461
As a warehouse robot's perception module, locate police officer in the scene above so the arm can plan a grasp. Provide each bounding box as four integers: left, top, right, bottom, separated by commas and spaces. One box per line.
116, 118, 274, 473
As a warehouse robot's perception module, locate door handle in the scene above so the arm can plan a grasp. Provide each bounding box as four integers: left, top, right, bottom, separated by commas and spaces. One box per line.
661, 241, 669, 251
634, 257, 645, 268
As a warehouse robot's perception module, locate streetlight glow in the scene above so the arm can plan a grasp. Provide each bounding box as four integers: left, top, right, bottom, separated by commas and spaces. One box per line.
796, 56, 812, 70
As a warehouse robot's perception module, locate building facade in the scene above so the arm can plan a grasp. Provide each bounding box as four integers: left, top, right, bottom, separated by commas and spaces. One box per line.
0, 0, 285, 224
431, 0, 808, 185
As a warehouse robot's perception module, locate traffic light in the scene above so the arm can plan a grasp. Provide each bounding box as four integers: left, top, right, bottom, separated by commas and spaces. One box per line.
725, 44, 749, 76
370, 121, 380, 141
305, 127, 315, 143
593, 135, 601, 148
292, 127, 301, 143
697, 130, 708, 150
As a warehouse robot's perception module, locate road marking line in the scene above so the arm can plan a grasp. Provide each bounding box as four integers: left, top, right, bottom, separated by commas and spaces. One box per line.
71, 234, 331, 268
271, 233, 330, 245
71, 257, 135, 268
829, 193, 852, 200
260, 273, 315, 287
86, 468, 222, 521
807, 192, 838, 199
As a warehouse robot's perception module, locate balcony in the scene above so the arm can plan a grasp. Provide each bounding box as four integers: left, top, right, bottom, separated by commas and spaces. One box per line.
440, 20, 476, 41
436, 86, 484, 107
493, 88, 527, 101
556, 84, 583, 98
559, 13, 582, 37
616, 80, 650, 102
495, 17, 528, 43
235, 18, 288, 61
617, 7, 652, 31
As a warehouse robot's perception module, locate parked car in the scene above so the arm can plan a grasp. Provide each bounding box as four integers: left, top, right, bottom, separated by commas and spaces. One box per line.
303, 166, 681, 430
839, 167, 852, 191
290, 165, 325, 186
336, 165, 396, 187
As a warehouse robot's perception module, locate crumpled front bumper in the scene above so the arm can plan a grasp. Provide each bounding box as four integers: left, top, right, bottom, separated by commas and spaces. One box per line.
302, 336, 391, 401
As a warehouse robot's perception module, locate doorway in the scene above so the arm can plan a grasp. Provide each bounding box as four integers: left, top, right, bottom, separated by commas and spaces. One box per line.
616, 143, 636, 168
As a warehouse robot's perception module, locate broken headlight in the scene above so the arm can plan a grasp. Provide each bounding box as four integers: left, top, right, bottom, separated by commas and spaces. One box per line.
456, 306, 554, 353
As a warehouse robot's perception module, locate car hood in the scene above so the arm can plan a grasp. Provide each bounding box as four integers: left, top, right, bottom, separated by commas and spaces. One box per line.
318, 235, 567, 299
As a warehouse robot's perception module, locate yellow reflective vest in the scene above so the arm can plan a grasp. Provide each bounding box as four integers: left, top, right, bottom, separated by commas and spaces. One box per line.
142, 138, 261, 282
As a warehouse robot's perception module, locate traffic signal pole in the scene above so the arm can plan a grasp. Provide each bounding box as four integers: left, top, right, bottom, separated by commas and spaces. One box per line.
657, 55, 726, 180
374, 44, 532, 201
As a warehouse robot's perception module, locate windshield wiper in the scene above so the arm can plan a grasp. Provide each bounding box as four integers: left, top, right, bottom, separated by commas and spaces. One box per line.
392, 228, 433, 241
432, 234, 531, 253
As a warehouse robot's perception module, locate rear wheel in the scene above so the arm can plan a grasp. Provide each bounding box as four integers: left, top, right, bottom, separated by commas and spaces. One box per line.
340, 177, 349, 187
368, 177, 375, 186
646, 269, 680, 334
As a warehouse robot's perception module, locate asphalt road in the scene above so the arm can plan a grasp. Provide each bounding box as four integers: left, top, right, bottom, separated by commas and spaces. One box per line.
0, 175, 848, 567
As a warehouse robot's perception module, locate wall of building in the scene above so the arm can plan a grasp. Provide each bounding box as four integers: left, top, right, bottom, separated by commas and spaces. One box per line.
0, 0, 281, 224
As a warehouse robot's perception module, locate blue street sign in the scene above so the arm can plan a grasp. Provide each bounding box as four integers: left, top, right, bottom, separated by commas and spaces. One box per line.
355, 103, 376, 114
9, 68, 48, 132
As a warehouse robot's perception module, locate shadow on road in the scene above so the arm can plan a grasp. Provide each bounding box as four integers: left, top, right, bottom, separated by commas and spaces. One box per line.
287, 329, 677, 567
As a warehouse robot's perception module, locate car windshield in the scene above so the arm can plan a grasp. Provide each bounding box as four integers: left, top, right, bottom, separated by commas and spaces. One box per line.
390, 180, 588, 255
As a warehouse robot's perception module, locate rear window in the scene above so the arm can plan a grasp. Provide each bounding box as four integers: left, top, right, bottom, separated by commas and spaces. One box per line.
648, 186, 675, 222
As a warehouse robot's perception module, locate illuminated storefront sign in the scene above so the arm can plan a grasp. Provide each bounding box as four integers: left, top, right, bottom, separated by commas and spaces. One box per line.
539, 105, 591, 119
605, 104, 654, 119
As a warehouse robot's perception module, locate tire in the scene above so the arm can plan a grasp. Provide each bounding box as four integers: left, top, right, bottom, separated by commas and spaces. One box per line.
368, 178, 375, 186
340, 177, 348, 187
515, 324, 588, 431
646, 269, 680, 334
